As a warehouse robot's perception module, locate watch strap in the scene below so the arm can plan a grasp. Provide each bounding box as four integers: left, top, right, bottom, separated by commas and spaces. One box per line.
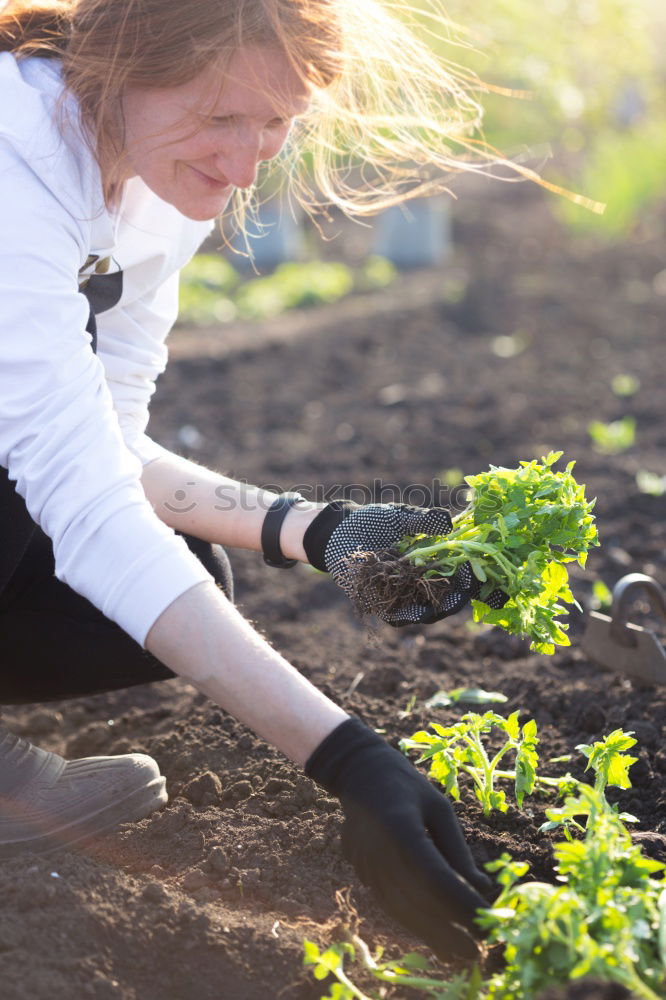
261, 493, 304, 568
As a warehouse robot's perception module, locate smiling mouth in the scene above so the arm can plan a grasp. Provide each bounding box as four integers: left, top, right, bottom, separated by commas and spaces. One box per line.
188, 165, 231, 191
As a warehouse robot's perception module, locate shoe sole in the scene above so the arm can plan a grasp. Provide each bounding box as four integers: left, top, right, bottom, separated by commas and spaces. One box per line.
0, 775, 167, 859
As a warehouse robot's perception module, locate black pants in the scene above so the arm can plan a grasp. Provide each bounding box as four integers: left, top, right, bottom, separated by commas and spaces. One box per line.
0, 522, 234, 705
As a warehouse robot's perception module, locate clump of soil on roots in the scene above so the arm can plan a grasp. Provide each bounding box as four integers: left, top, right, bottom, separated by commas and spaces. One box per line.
344, 547, 456, 618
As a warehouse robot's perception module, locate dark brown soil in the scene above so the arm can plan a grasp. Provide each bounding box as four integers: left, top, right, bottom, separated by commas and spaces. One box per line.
1, 181, 665, 1000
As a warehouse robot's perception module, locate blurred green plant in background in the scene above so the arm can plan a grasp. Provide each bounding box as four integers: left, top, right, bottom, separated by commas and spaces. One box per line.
611, 374, 641, 398
636, 470, 666, 497
437, 0, 666, 235
587, 415, 636, 455
178, 255, 240, 324
178, 254, 396, 326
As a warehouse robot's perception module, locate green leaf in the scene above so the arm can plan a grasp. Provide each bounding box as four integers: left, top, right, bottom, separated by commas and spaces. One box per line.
395, 951, 431, 970
504, 711, 521, 740
551, 627, 571, 647
522, 719, 538, 741
658, 887, 666, 969
515, 722, 539, 807
581, 730, 638, 792
423, 690, 453, 709
539, 819, 563, 833
448, 687, 509, 705
486, 788, 508, 814
532, 640, 555, 655
469, 558, 488, 582
430, 751, 461, 800
472, 601, 489, 624
618, 811, 639, 825
542, 561, 568, 598
606, 753, 638, 789
592, 579, 613, 610
303, 940, 321, 965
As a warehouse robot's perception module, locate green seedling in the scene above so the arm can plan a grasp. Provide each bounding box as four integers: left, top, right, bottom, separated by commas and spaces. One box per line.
400, 711, 542, 816
636, 470, 666, 497
480, 789, 666, 1000
306, 795, 666, 1000
345, 454, 597, 653
540, 730, 638, 836
588, 415, 636, 455
578, 728, 638, 797
611, 373, 640, 397
491, 331, 529, 358
306, 733, 665, 1000
178, 253, 239, 323
440, 453, 596, 653
358, 255, 397, 291
424, 688, 508, 709
235, 260, 354, 318
178, 254, 397, 326
304, 935, 479, 1000
591, 578, 613, 611
397, 693, 418, 719
439, 467, 464, 488
388, 452, 598, 654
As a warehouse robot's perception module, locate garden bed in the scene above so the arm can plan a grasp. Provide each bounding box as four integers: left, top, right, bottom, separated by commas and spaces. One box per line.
1, 182, 665, 999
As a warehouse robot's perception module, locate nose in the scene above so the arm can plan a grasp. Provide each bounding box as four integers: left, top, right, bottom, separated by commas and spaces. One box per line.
214, 132, 263, 190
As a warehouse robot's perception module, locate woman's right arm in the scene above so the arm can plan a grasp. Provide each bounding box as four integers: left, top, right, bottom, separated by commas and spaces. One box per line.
145, 580, 491, 964
145, 580, 348, 764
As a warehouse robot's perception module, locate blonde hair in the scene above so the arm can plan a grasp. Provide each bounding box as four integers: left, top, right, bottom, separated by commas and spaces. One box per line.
0, 0, 599, 221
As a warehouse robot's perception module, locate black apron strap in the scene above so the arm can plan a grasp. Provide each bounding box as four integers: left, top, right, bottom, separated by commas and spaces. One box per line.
0, 303, 98, 593
86, 300, 98, 355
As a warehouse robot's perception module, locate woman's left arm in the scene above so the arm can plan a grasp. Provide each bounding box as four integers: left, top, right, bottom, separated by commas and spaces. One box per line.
142, 452, 325, 562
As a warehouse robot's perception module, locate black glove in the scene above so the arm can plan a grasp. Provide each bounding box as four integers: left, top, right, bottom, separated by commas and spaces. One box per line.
303, 500, 507, 626
305, 716, 492, 961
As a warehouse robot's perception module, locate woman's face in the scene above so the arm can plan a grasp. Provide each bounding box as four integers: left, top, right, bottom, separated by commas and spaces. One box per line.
121, 45, 311, 220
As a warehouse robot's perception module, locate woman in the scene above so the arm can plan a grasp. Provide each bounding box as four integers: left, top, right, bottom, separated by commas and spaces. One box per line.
0, 0, 505, 962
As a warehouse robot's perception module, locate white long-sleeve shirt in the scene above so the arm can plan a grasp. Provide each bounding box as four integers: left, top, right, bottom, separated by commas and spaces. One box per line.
0, 53, 217, 646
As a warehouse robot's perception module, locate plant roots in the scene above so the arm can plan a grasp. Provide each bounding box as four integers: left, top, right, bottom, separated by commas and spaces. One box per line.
344, 548, 454, 618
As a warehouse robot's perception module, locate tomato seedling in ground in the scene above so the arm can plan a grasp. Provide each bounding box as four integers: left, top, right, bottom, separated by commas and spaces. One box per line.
541, 729, 640, 836
400, 711, 542, 816
480, 789, 666, 1000
305, 730, 666, 1000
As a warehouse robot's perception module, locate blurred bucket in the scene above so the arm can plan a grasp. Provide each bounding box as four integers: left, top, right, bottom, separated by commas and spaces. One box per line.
372, 197, 452, 268
232, 196, 305, 272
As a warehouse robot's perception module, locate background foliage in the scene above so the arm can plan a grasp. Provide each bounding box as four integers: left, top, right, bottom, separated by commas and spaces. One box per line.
437, 0, 666, 234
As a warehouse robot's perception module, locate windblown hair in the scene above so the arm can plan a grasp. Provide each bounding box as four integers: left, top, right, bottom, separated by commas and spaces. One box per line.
0, 0, 594, 221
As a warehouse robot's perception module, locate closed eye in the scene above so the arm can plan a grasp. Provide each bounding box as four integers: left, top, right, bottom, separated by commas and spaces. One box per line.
207, 115, 292, 129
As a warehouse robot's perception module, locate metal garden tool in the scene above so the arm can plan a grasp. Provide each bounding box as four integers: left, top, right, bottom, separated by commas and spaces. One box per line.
582, 573, 666, 686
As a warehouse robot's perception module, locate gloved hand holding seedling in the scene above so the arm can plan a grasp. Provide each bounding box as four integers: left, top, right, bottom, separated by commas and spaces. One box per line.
303, 500, 494, 626
317, 452, 598, 653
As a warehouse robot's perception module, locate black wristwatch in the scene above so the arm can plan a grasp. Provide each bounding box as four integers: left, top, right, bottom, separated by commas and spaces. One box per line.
261, 493, 305, 568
